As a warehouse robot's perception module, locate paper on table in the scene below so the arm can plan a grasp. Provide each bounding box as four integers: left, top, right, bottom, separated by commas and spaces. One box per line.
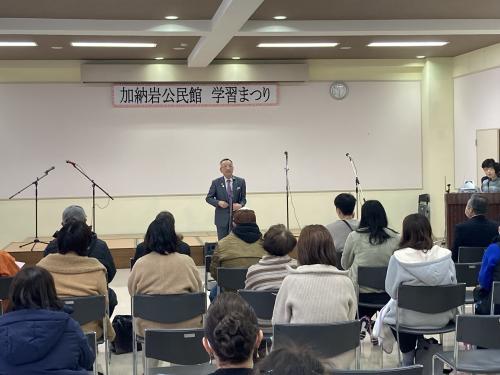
15, 261, 25, 269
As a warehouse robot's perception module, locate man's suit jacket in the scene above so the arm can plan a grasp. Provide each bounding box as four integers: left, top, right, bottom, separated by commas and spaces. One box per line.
206, 176, 246, 226
451, 215, 498, 261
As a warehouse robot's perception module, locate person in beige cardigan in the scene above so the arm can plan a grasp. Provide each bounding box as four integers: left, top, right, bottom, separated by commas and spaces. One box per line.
128, 214, 203, 338
272, 225, 357, 370
37, 220, 115, 342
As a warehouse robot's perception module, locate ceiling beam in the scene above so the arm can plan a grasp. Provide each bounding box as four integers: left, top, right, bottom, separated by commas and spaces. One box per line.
187, 0, 264, 67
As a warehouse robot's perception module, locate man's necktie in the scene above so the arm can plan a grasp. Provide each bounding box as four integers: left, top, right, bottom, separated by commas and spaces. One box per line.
226, 179, 233, 203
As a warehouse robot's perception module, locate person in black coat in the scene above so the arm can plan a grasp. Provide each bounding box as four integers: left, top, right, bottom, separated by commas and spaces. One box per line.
451, 194, 498, 262
43, 205, 118, 315
132, 211, 191, 264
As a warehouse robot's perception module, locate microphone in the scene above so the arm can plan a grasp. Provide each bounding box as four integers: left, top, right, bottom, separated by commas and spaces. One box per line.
66, 160, 76, 166
346, 153, 352, 160
284, 151, 288, 156
44, 166, 55, 174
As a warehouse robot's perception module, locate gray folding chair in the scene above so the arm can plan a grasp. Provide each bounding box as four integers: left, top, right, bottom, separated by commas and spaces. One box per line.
62, 295, 109, 375
144, 328, 214, 375
85, 331, 98, 375
357, 266, 388, 312
491, 281, 500, 314
273, 321, 361, 369
217, 267, 248, 293
432, 315, 500, 374
0, 276, 13, 315
454, 262, 481, 305
238, 289, 277, 338
331, 365, 423, 375
204, 242, 217, 292
131, 292, 207, 375
458, 247, 486, 263
392, 284, 466, 365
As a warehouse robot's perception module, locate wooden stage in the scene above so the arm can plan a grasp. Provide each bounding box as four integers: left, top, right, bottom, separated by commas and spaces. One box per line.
2, 229, 301, 269
2, 232, 218, 269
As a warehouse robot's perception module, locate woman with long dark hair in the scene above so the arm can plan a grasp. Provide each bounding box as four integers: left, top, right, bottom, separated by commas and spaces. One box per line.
0, 266, 94, 374
341, 200, 399, 322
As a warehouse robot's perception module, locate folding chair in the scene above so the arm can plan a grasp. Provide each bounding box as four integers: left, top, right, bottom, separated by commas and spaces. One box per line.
432, 315, 500, 374
238, 289, 277, 340
131, 292, 207, 375
144, 328, 214, 375
491, 281, 500, 314
85, 331, 98, 375
130, 257, 136, 270
0, 276, 13, 315
217, 267, 248, 293
62, 295, 109, 375
391, 284, 466, 365
357, 266, 388, 313
203, 242, 217, 293
454, 262, 481, 305
273, 321, 362, 369
458, 247, 485, 263
331, 365, 423, 375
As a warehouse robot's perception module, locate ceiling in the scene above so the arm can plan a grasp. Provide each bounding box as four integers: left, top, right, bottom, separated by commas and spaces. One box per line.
1, 0, 500, 66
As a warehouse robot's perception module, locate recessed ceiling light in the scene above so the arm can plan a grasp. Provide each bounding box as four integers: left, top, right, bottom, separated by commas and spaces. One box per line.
0, 41, 37, 47
173, 47, 185, 51
231, 56, 241, 60
340, 46, 352, 50
257, 42, 338, 48
154, 57, 165, 60
367, 41, 448, 47
165, 16, 179, 20
51, 46, 63, 50
71, 42, 157, 48
416, 55, 426, 59
273, 16, 287, 20
180, 43, 188, 47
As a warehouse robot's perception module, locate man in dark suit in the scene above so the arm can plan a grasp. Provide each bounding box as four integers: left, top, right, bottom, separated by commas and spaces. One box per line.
206, 158, 247, 240
452, 194, 498, 261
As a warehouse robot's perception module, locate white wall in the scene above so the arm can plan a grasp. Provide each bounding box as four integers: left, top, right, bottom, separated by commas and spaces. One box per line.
454, 66, 500, 187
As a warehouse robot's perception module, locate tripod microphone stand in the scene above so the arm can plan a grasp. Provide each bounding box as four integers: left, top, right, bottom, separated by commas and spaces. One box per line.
10, 166, 55, 251
284, 151, 290, 229
345, 153, 365, 218
66, 160, 114, 233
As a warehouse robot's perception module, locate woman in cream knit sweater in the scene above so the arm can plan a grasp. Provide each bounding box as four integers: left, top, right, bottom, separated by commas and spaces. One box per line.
272, 225, 357, 370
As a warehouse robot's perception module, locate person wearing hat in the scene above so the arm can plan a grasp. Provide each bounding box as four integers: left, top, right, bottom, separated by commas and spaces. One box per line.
43, 205, 117, 315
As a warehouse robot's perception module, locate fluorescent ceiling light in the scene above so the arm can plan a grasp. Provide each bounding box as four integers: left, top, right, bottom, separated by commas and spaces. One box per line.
416, 55, 426, 59
165, 16, 179, 20
257, 42, 338, 48
154, 57, 165, 60
367, 41, 448, 47
273, 16, 287, 20
231, 56, 241, 60
0, 41, 37, 47
71, 42, 157, 48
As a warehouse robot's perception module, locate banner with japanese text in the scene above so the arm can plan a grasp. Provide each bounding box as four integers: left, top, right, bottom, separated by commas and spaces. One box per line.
112, 83, 278, 107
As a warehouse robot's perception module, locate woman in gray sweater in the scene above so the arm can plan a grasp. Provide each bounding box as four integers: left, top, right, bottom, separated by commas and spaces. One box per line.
272, 225, 357, 369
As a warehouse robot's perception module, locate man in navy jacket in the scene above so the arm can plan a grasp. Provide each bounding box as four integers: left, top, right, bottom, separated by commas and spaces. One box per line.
206, 158, 247, 240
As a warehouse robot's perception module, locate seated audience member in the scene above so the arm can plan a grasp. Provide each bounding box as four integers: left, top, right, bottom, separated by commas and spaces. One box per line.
0, 250, 20, 312
210, 209, 266, 282
0, 266, 94, 374
481, 158, 500, 192
451, 194, 498, 262
380, 214, 456, 366
37, 220, 115, 342
43, 205, 118, 315
253, 346, 325, 375
244, 224, 297, 291
341, 200, 399, 324
272, 225, 357, 370
325, 193, 359, 257
128, 216, 202, 338
203, 293, 263, 375
474, 225, 500, 314
133, 210, 191, 262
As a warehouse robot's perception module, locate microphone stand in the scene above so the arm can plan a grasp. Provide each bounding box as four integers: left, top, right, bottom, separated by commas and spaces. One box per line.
67, 162, 114, 233
285, 151, 290, 229
346, 153, 365, 219
9, 167, 54, 250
